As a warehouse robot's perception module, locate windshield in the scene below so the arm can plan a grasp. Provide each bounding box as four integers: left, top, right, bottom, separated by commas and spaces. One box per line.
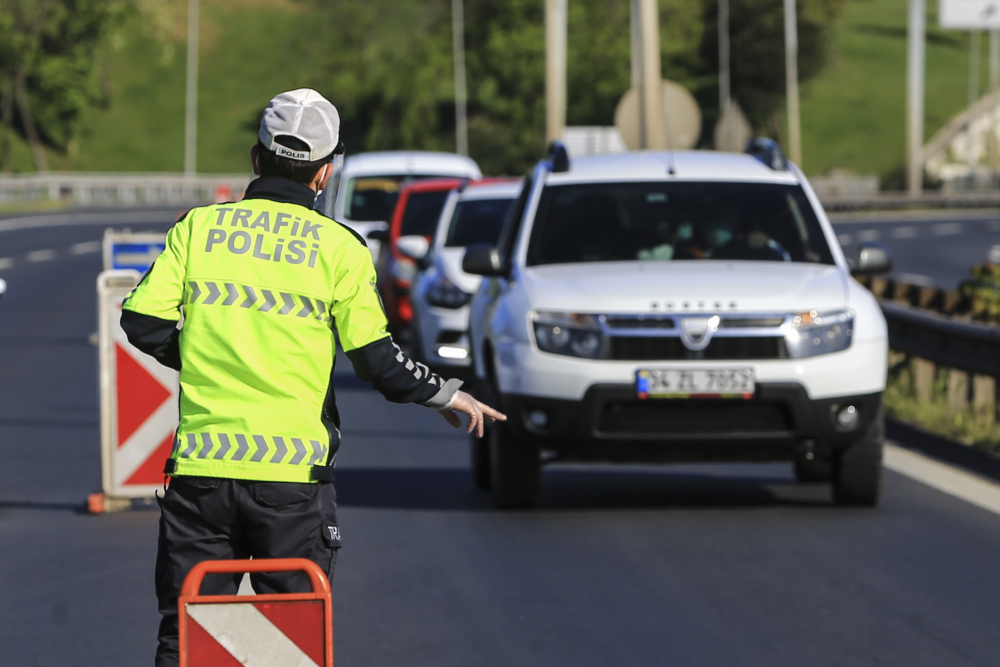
400, 190, 452, 238
526, 182, 834, 266
445, 197, 515, 247
342, 174, 456, 222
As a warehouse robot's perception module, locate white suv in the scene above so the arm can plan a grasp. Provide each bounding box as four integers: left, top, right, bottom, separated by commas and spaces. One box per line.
464, 141, 891, 509
410, 179, 522, 368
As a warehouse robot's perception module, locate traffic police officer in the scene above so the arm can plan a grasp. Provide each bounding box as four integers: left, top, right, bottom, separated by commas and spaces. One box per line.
120, 89, 505, 666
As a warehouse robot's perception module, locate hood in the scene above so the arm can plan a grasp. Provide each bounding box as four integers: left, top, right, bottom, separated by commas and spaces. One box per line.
437, 247, 484, 294
522, 261, 847, 314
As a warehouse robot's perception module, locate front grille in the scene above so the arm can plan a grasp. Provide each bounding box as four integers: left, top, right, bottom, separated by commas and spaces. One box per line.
609, 336, 788, 360
596, 399, 793, 435
604, 316, 675, 329
718, 317, 785, 328
436, 330, 464, 344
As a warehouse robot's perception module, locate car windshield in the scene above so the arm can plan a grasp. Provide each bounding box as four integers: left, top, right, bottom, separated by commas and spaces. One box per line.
526, 182, 834, 266
400, 190, 452, 238
343, 174, 455, 221
444, 197, 515, 247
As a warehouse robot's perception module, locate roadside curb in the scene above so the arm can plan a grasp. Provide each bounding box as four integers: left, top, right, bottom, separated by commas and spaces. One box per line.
886, 419, 1000, 484
885, 420, 1000, 516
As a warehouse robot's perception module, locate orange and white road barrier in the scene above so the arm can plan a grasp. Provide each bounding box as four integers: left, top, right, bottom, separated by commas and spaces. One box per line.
91, 268, 179, 513
179, 558, 334, 667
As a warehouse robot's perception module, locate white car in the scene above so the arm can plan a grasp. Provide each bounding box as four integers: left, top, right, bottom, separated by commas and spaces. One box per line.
464, 140, 891, 509
314, 151, 482, 257
408, 180, 522, 368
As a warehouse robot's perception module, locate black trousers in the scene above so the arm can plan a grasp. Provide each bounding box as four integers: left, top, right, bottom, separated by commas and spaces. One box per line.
154, 476, 341, 667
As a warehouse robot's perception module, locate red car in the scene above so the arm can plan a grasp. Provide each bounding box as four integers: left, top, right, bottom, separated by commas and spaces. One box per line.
376, 178, 465, 331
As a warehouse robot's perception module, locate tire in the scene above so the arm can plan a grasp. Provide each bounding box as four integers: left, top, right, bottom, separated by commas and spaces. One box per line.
470, 431, 491, 489
832, 407, 884, 506
489, 424, 540, 509
794, 455, 833, 483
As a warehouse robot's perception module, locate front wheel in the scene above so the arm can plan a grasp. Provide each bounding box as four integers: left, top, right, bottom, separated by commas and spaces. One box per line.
489, 425, 540, 509
832, 407, 884, 506
470, 431, 491, 489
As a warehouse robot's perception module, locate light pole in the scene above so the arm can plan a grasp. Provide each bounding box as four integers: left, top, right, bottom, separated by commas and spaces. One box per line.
907, 0, 926, 195
452, 0, 468, 156
783, 0, 801, 165
630, 0, 665, 149
545, 0, 567, 144
184, 0, 199, 176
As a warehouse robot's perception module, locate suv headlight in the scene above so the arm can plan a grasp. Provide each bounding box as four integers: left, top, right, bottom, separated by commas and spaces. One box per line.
531, 311, 606, 359
783, 310, 853, 358
426, 275, 471, 308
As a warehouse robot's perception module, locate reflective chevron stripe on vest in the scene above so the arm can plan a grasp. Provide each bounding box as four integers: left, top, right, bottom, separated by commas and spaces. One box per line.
175, 433, 328, 466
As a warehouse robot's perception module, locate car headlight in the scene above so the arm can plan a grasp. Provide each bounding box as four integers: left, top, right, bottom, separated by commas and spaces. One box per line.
426, 275, 471, 309
532, 311, 606, 359
783, 310, 853, 358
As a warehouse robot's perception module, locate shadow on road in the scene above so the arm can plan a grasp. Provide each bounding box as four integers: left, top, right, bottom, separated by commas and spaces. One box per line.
335, 466, 830, 512
0, 499, 87, 513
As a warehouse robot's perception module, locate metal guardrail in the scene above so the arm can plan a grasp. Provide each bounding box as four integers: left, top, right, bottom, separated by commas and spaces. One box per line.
881, 300, 1000, 377
0, 172, 250, 207
821, 190, 1000, 211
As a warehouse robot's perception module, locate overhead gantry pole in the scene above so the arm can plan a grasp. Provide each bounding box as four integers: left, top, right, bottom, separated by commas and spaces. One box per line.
545, 0, 568, 144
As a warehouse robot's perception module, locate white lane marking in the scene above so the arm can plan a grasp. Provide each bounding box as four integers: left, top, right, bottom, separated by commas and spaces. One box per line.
186, 602, 319, 667
858, 229, 880, 242
25, 249, 56, 262
837, 234, 852, 245
70, 241, 101, 254
885, 443, 1000, 516
0, 257, 13, 270
0, 209, 173, 233
890, 226, 918, 238
932, 222, 963, 235
897, 273, 936, 287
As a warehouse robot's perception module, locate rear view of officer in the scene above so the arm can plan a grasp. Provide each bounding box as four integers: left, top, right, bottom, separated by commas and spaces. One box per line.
120, 88, 505, 667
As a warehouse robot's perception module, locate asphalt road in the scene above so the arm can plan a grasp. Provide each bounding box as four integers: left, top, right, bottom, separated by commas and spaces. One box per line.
831, 209, 1000, 289
3, 207, 1000, 666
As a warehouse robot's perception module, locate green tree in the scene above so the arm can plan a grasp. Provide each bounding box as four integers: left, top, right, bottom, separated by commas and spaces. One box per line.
0, 0, 133, 172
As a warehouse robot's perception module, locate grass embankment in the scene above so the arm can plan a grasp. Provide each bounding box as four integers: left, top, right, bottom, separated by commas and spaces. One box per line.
885, 357, 1000, 455
4, 0, 328, 174
800, 0, 988, 181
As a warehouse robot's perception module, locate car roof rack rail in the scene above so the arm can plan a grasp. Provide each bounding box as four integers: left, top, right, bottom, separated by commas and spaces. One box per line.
545, 141, 570, 173
744, 137, 788, 171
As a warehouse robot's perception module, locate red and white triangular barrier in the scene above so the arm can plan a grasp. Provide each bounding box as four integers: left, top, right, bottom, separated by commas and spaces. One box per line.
97, 270, 179, 502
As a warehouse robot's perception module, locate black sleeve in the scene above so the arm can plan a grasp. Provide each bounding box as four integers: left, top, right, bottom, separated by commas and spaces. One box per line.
120, 309, 182, 371
345, 337, 461, 408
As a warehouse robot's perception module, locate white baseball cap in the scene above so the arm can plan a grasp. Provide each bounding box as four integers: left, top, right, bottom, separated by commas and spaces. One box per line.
258, 89, 341, 162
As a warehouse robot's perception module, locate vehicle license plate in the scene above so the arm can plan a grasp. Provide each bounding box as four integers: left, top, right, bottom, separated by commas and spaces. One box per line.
636, 368, 755, 399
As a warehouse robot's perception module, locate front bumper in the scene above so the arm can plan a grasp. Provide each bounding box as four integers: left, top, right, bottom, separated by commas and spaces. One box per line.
496, 382, 882, 464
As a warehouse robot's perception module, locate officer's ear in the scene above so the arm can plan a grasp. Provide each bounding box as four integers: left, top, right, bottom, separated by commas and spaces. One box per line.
250, 144, 261, 176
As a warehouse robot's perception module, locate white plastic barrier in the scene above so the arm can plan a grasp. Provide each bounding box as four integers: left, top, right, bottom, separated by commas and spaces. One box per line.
93, 268, 180, 511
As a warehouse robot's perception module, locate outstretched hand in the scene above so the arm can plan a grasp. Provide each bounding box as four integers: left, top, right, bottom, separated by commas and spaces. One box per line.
439, 390, 507, 438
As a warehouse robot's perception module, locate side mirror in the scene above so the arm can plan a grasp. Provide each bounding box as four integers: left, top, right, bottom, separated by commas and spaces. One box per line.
396, 235, 430, 262
366, 228, 389, 243
852, 242, 892, 276
462, 245, 504, 276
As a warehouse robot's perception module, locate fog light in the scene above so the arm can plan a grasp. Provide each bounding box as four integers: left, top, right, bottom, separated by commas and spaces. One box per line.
837, 405, 859, 431
528, 409, 549, 429
437, 345, 468, 360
